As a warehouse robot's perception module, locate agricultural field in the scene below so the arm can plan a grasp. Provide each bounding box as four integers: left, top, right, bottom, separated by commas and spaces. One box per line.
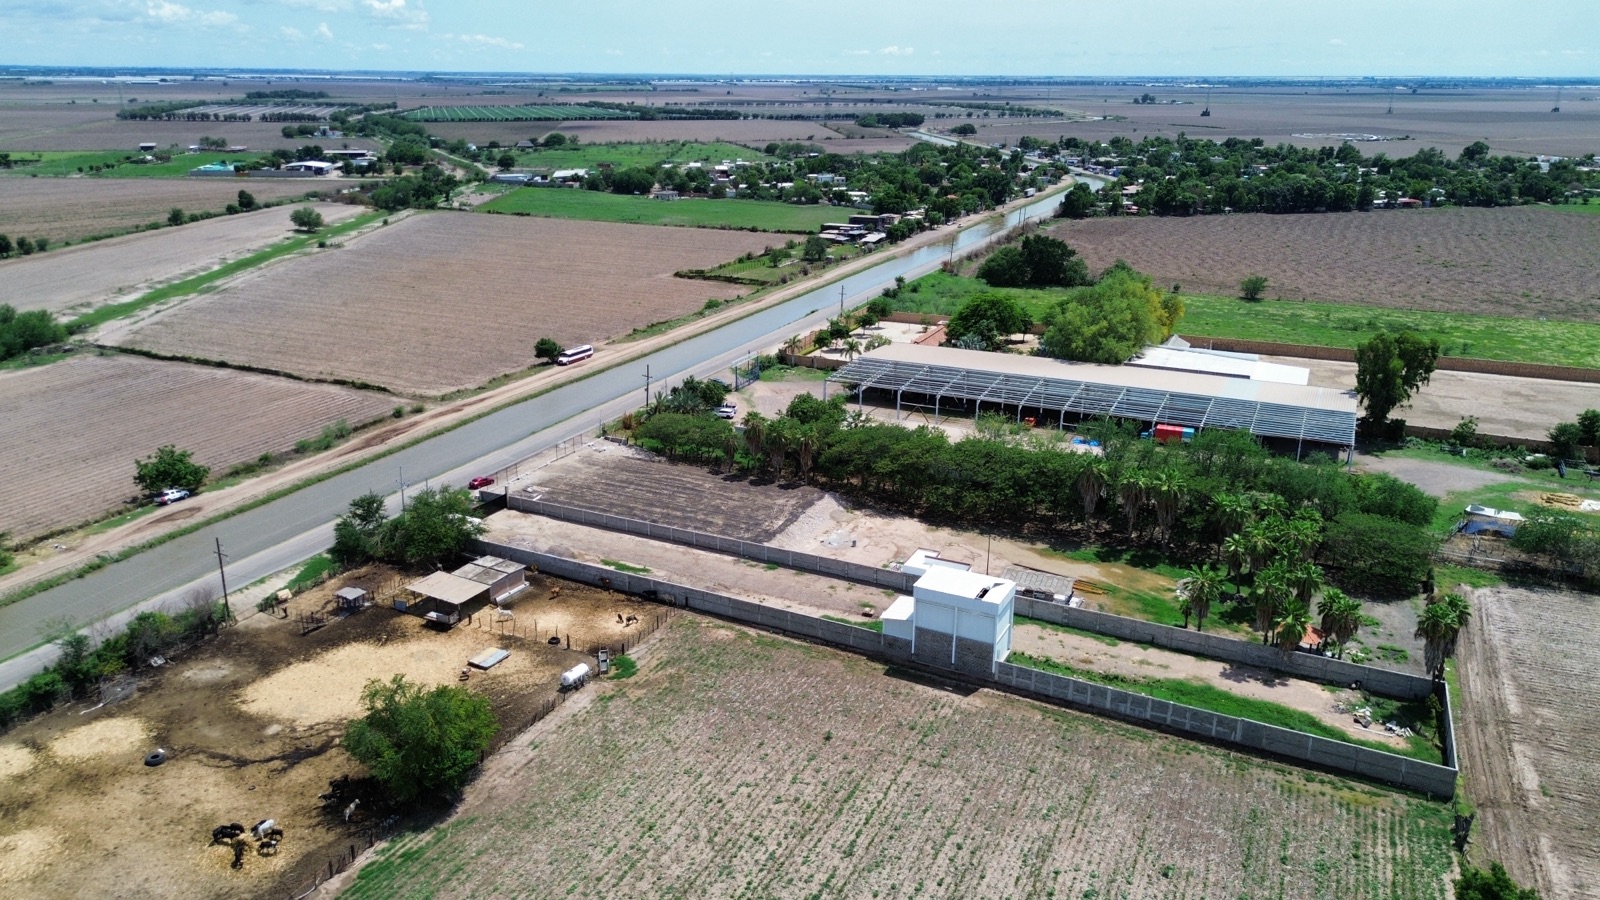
400, 104, 635, 122
0, 568, 651, 899
343, 617, 1455, 900
1048, 207, 1600, 323
115, 214, 779, 395
503, 140, 771, 170
3, 150, 263, 178
481, 190, 842, 232
424, 117, 841, 149
0, 353, 394, 542
0, 176, 332, 246
1455, 585, 1600, 898
1, 202, 364, 314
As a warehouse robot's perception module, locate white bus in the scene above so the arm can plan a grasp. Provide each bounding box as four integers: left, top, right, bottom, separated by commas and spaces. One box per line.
555, 344, 594, 366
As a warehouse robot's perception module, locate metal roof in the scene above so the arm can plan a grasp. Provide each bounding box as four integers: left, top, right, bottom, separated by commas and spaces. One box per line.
828, 344, 1356, 446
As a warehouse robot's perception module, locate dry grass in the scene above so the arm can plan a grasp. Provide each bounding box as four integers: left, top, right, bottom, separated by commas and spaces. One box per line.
0, 353, 394, 541
1050, 206, 1600, 322
343, 617, 1456, 900
116, 213, 779, 396
0, 177, 335, 245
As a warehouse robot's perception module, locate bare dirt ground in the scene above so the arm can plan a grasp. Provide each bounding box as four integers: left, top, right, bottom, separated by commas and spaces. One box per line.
0, 201, 363, 314
1455, 585, 1600, 899
1263, 354, 1599, 441
0, 353, 393, 542
329, 616, 1455, 900
1354, 454, 1517, 498
115, 213, 779, 396
1051, 207, 1600, 322
424, 117, 836, 147
0, 177, 333, 247
0, 566, 648, 900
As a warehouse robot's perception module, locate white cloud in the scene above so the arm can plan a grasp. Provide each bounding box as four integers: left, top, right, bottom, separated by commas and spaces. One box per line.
844, 49, 871, 56
143, 1, 237, 26
363, 0, 428, 27
281, 24, 304, 40
880, 45, 913, 56
315, 21, 333, 40
1329, 38, 1346, 46
447, 32, 522, 50
280, 0, 350, 10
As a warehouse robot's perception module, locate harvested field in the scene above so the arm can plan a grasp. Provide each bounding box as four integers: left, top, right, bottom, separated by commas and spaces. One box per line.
0, 567, 644, 900
525, 451, 824, 543
342, 617, 1454, 900
1050, 206, 1600, 322
0, 177, 335, 246
1455, 585, 1600, 899
0, 201, 363, 314
116, 214, 777, 396
0, 118, 383, 153
0, 353, 393, 542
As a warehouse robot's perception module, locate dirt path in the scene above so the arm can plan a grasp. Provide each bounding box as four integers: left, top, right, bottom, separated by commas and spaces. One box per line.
0, 188, 1058, 599
1354, 453, 1517, 498
1454, 585, 1600, 898
1010, 623, 1409, 748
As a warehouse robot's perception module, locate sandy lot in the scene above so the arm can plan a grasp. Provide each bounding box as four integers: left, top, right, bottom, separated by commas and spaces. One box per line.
0, 566, 649, 900
1261, 353, 1598, 441
331, 617, 1455, 900
1455, 585, 1600, 899
1050, 207, 1600, 323
0, 201, 364, 314
0, 353, 393, 542
0, 177, 339, 247
116, 213, 779, 396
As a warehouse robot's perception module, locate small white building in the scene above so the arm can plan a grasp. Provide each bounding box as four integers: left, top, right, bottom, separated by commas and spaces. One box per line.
283, 160, 336, 176
882, 566, 1016, 676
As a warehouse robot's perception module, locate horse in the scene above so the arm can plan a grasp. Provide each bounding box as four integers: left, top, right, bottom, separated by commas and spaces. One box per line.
210, 823, 246, 845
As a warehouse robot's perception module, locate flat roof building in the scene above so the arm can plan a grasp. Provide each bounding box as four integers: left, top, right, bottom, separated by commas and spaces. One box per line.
882, 565, 1016, 676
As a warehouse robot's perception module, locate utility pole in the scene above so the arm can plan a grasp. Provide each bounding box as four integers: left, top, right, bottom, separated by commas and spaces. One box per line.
839, 284, 846, 317
398, 466, 406, 510
642, 364, 652, 408
214, 537, 233, 621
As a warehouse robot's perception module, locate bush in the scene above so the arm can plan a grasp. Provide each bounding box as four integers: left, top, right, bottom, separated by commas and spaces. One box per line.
1321, 512, 1438, 597
1240, 275, 1269, 300
343, 675, 498, 804
1351, 472, 1438, 527
133, 444, 209, 494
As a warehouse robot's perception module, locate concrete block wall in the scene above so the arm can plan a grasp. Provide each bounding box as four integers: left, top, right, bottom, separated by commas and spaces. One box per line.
994, 662, 1457, 798
1014, 596, 1435, 701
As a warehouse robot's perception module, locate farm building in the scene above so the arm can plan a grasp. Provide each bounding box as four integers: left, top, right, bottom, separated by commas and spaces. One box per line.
882, 566, 1016, 676
281, 160, 336, 176
828, 343, 1358, 458
1129, 339, 1310, 385
453, 555, 528, 603
396, 556, 528, 626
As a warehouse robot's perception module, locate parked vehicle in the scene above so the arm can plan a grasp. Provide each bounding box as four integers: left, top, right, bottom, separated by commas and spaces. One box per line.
715, 403, 738, 420
155, 488, 190, 506
468, 476, 496, 489
555, 344, 594, 366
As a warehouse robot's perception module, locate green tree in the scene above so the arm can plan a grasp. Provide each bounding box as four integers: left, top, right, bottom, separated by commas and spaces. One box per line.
1548, 421, 1583, 459
1322, 511, 1437, 597
1056, 182, 1096, 219
1180, 564, 1225, 631
802, 233, 829, 262
16, 236, 33, 255
951, 123, 977, 136
608, 167, 656, 195
331, 491, 389, 567
236, 189, 257, 211
1578, 409, 1600, 447
290, 206, 325, 232
534, 337, 562, 364
496, 152, 517, 170
541, 131, 567, 148
378, 486, 484, 569
946, 292, 1031, 351
0, 304, 69, 362
1454, 862, 1540, 900
134, 445, 210, 495
1038, 268, 1169, 364
1354, 331, 1441, 431
974, 245, 1029, 287
1018, 234, 1091, 287
1240, 275, 1269, 300
167, 207, 185, 227
343, 675, 498, 804
0, 234, 11, 257
1316, 588, 1363, 658
1416, 591, 1471, 680
1271, 601, 1313, 656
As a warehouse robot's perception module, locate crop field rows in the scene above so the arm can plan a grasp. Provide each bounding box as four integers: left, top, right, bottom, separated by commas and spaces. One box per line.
0, 176, 327, 246
116, 213, 778, 395
1048, 206, 1600, 323
344, 619, 1455, 900
180, 103, 349, 118
482, 190, 843, 232
401, 105, 636, 122
0, 353, 394, 541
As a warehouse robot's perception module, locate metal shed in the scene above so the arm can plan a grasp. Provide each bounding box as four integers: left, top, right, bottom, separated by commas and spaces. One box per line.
400, 572, 488, 626
451, 556, 527, 602
828, 344, 1357, 455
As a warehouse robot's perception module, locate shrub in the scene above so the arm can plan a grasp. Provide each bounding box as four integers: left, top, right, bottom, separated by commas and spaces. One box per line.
342, 675, 498, 804
1240, 275, 1269, 300
1351, 472, 1438, 527
1321, 512, 1438, 597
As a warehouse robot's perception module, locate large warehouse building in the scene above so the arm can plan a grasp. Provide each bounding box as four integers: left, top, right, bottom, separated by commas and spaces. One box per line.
827, 343, 1359, 458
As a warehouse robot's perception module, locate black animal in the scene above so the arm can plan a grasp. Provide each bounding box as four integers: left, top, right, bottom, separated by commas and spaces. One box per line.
258, 838, 280, 857
263, 826, 284, 842
210, 823, 246, 845
230, 840, 247, 869
1453, 812, 1476, 852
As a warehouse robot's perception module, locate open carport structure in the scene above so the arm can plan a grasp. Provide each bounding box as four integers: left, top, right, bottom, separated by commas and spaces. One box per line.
827, 344, 1358, 458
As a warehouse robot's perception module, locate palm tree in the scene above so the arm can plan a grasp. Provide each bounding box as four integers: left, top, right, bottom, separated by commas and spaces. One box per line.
1222, 532, 1250, 595
763, 419, 791, 477
1151, 468, 1187, 546
1251, 561, 1293, 644
1116, 470, 1149, 539
1416, 592, 1472, 680
1271, 601, 1314, 657
1242, 519, 1277, 576
794, 425, 819, 481
1317, 588, 1363, 659
1289, 561, 1325, 607
841, 338, 863, 361
1182, 564, 1226, 632
1213, 492, 1252, 553
781, 334, 804, 356
1076, 457, 1106, 522
741, 411, 767, 461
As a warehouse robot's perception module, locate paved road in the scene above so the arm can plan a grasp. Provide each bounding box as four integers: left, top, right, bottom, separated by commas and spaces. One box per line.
0, 190, 1064, 685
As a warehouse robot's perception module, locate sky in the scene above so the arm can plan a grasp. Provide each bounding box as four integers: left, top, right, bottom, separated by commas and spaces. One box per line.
1, 1, 1594, 76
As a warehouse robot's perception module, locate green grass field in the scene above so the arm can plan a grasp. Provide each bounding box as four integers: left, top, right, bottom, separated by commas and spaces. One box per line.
481, 189, 840, 232
892, 271, 1600, 368
507, 140, 771, 171
0, 150, 249, 178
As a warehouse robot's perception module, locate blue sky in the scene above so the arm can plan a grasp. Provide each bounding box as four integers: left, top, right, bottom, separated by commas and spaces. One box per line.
1, 1, 1593, 76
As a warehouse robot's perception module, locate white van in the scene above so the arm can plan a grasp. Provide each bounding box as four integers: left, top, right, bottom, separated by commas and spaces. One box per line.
555, 344, 594, 366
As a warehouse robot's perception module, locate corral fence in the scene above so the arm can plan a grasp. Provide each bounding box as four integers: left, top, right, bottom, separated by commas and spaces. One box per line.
287, 817, 405, 900
504, 496, 919, 595
470, 536, 1458, 797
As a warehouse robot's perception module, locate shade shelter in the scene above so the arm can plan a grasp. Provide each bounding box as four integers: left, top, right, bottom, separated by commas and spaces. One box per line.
399, 571, 488, 626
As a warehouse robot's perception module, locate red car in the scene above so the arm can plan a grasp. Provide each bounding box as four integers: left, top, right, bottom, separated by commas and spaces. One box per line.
468, 476, 496, 490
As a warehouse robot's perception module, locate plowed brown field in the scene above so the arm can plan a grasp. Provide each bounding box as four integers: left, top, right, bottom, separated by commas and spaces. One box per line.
0, 177, 329, 245
117, 213, 778, 395
1, 201, 363, 314
1050, 206, 1600, 321
0, 353, 393, 541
